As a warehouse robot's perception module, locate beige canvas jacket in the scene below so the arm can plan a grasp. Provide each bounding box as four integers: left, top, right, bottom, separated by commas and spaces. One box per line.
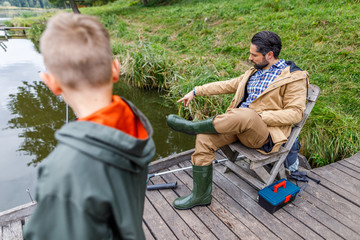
194, 61, 309, 153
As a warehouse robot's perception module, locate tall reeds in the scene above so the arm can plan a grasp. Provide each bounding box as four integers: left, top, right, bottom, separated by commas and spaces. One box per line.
117, 41, 180, 90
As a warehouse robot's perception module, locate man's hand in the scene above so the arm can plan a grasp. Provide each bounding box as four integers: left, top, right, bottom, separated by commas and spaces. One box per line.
177, 90, 195, 107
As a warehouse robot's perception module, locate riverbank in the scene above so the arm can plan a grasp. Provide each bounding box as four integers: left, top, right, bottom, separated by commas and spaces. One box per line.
7, 0, 360, 167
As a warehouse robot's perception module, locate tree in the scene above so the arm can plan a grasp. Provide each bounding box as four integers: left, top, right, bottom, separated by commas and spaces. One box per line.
69, 0, 80, 13
38, 0, 44, 8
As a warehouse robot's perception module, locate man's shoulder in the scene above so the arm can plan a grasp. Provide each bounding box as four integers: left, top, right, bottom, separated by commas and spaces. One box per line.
278, 61, 308, 79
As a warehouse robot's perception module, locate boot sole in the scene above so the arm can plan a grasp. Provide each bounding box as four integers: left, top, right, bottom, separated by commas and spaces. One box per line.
173, 202, 211, 210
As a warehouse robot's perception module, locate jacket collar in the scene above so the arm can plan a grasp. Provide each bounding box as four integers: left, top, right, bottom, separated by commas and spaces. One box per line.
285, 61, 303, 73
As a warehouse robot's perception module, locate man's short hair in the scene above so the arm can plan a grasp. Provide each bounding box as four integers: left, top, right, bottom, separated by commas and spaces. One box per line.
40, 13, 113, 89
251, 31, 282, 59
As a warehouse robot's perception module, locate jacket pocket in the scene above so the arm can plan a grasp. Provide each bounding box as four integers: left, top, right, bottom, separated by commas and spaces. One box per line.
268, 126, 288, 144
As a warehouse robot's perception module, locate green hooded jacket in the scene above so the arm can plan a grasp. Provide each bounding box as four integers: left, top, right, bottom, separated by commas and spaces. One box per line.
23, 99, 155, 240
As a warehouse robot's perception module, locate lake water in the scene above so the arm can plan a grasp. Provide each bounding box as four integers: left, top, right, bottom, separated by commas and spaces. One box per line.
0, 11, 194, 212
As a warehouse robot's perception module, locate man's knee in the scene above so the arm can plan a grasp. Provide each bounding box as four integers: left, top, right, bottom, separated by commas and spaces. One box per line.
195, 134, 217, 151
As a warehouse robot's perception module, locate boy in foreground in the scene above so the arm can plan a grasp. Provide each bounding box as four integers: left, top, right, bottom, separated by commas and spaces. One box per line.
23, 13, 155, 240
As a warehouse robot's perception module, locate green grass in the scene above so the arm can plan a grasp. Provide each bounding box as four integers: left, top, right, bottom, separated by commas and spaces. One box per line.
11, 0, 360, 167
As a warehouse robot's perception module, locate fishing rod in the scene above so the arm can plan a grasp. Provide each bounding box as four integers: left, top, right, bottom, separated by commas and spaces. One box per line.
146, 155, 244, 190
26, 188, 34, 203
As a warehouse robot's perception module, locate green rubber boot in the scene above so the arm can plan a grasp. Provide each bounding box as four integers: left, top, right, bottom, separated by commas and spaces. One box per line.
166, 114, 217, 135
173, 164, 213, 210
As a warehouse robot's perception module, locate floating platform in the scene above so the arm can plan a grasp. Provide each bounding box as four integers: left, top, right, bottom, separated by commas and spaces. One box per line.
1, 151, 360, 239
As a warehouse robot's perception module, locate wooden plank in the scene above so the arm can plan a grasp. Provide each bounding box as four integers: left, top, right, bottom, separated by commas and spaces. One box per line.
24, 216, 31, 225
343, 157, 360, 169
304, 176, 360, 221
171, 160, 262, 240
2, 221, 23, 240
169, 163, 239, 240
295, 102, 314, 128
338, 160, 360, 174
283, 200, 342, 240
211, 182, 280, 239
142, 221, 155, 240
218, 169, 324, 240
311, 165, 360, 199
143, 197, 177, 240
230, 143, 288, 162
146, 178, 198, 239
294, 195, 358, 239
0, 27, 30, 30
155, 173, 217, 239
343, 152, 360, 167
0, 202, 36, 225
181, 163, 280, 240
252, 166, 271, 183
299, 190, 360, 234
149, 149, 194, 173
250, 155, 281, 169
208, 198, 260, 240
267, 153, 289, 185
219, 145, 238, 161
331, 162, 360, 180
212, 164, 304, 240
295, 84, 320, 128
307, 84, 321, 102
216, 165, 323, 240
212, 177, 280, 239
225, 161, 265, 190
278, 164, 287, 179
273, 206, 323, 240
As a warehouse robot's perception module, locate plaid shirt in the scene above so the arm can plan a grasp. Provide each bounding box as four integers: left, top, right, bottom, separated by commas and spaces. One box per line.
240, 59, 288, 108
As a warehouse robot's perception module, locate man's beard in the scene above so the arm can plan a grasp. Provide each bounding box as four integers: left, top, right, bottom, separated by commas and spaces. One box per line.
252, 58, 269, 70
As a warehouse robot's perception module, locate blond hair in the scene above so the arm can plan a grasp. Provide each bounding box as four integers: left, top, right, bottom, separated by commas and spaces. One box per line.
40, 13, 113, 89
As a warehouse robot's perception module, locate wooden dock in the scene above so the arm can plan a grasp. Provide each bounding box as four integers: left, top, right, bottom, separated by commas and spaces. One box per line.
0, 26, 29, 40
144, 151, 360, 240
1, 151, 360, 239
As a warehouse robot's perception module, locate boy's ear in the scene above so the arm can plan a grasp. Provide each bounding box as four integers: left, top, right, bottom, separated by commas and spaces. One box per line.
111, 59, 120, 83
40, 72, 63, 96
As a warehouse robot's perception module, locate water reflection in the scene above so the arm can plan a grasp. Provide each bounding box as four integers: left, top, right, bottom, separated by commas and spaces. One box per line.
113, 81, 195, 160
6, 79, 195, 165
7, 81, 69, 166
0, 39, 45, 211
0, 36, 194, 212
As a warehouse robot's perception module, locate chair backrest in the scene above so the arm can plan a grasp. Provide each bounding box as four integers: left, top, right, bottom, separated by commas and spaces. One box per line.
284, 84, 321, 149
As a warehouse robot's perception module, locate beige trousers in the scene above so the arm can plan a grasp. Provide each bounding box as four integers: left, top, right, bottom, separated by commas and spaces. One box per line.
192, 108, 269, 166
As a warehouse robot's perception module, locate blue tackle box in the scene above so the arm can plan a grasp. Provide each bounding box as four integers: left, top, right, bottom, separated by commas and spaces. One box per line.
258, 179, 300, 214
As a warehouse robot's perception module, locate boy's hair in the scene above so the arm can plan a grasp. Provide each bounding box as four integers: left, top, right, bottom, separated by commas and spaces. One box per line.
40, 13, 113, 89
251, 31, 282, 59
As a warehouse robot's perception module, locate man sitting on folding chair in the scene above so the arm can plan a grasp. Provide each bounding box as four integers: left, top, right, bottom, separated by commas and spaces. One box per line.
166, 31, 309, 210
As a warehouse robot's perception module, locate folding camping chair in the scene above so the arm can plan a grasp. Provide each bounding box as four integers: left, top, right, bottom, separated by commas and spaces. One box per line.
220, 84, 321, 190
